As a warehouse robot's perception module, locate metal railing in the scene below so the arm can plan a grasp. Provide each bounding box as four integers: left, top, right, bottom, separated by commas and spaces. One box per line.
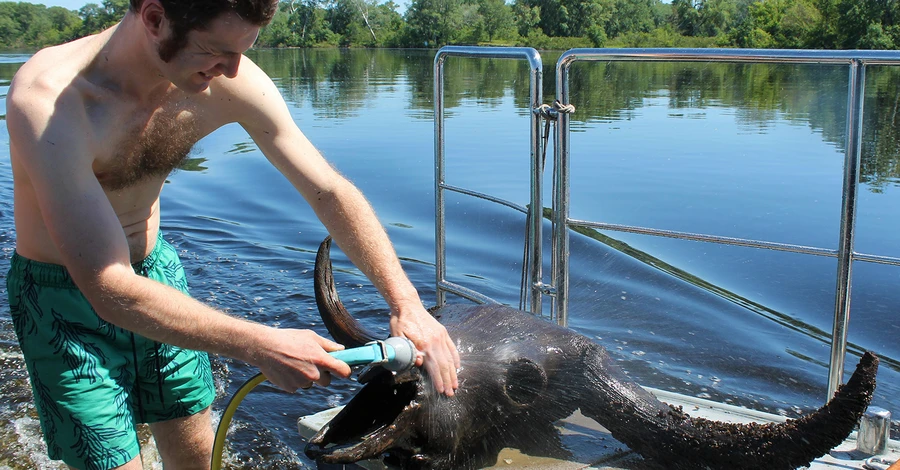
433, 46, 545, 313
433, 46, 900, 403
553, 48, 900, 402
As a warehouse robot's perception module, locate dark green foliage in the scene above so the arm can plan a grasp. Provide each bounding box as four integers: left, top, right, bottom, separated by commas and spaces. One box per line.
478, 0, 514, 41
77, 0, 126, 36
0, 2, 81, 48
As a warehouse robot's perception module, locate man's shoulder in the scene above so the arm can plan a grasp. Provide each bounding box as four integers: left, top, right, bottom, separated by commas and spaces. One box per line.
10, 41, 99, 122
203, 54, 286, 123
7, 42, 95, 153
210, 54, 277, 100
10, 41, 92, 111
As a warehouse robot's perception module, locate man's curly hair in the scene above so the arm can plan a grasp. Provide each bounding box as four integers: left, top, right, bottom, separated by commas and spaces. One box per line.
130, 0, 278, 61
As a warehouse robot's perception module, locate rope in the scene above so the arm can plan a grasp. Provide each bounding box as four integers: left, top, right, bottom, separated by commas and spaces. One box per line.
534, 100, 576, 121
520, 100, 575, 311
535, 100, 575, 170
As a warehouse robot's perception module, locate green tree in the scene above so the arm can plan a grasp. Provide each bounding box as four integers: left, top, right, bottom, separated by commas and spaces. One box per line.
48, 6, 82, 39
257, 5, 295, 46
780, 0, 821, 47
0, 2, 81, 48
732, 0, 821, 48
404, 0, 463, 46
520, 0, 614, 37
346, 0, 384, 44
478, 0, 514, 41
370, 1, 404, 45
512, 0, 540, 37
835, 0, 898, 48
458, 2, 484, 43
859, 22, 895, 49
695, 0, 737, 37
0, 14, 20, 47
809, 0, 839, 47
78, 0, 128, 35
257, 1, 338, 47
606, 0, 656, 38
0, 3, 25, 47
293, 0, 336, 46
671, 0, 700, 36
325, 0, 356, 39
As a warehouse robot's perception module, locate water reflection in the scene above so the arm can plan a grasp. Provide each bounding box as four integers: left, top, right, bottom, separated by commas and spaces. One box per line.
247, 49, 900, 190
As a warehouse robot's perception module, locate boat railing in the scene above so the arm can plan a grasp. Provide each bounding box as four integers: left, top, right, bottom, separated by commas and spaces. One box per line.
433, 46, 545, 311
433, 46, 900, 402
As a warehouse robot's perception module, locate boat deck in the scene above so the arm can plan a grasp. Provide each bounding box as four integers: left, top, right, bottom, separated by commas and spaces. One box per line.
297, 387, 899, 470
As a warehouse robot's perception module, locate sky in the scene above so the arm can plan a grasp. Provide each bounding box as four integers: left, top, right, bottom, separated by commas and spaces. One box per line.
34, 0, 90, 10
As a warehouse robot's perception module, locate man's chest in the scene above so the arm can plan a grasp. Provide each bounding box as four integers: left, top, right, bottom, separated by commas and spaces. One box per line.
89, 95, 207, 191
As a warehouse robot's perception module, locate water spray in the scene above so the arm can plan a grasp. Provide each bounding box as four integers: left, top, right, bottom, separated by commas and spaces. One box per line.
211, 337, 418, 470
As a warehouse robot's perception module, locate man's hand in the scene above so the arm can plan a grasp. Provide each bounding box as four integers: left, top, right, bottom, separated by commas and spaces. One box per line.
390, 306, 460, 396
253, 328, 352, 392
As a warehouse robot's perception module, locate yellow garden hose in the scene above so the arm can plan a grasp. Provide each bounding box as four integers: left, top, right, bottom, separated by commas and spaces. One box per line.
211, 372, 266, 470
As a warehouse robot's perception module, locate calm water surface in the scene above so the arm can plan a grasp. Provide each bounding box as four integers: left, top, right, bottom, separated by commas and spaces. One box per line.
0, 49, 898, 468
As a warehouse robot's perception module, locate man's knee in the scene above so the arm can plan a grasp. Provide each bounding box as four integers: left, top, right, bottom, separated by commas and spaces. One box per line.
150, 407, 214, 468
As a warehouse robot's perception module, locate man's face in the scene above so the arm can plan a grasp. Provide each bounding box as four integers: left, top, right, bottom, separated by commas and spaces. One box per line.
159, 12, 261, 93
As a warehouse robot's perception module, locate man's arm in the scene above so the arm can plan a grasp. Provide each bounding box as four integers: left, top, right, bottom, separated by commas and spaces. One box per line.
6, 75, 350, 392
231, 59, 460, 395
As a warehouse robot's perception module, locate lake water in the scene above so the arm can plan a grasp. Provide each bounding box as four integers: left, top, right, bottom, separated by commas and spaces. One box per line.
0, 48, 898, 468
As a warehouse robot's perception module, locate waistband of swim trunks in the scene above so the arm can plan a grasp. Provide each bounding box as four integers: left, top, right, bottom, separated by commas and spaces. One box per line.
131, 231, 167, 275
9, 231, 168, 289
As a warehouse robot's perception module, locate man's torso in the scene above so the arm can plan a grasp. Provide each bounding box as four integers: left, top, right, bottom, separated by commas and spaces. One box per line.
9, 31, 240, 264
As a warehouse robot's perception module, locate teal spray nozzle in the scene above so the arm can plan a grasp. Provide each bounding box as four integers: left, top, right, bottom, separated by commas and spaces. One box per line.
328, 337, 418, 372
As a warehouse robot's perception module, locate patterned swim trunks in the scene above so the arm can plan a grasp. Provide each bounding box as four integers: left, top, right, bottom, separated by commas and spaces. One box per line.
6, 232, 216, 470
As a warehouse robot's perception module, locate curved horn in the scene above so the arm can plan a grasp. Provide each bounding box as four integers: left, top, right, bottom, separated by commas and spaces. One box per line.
314, 236, 380, 347
582, 350, 879, 470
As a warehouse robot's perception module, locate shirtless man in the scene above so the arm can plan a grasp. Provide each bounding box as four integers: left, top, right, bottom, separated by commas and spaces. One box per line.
4, 0, 460, 468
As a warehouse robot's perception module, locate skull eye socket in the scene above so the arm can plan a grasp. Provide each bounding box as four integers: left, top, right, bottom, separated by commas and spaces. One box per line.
504, 358, 547, 407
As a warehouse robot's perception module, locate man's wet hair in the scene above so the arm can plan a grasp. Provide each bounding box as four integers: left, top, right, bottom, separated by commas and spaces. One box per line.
130, 0, 279, 62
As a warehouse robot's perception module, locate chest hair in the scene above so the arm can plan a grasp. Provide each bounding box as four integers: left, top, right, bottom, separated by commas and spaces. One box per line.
98, 105, 201, 191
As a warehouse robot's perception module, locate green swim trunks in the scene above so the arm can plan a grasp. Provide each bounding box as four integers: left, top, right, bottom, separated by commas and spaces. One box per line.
6, 232, 216, 470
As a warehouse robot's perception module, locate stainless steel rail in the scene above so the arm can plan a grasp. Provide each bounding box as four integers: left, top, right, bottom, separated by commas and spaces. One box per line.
433, 46, 544, 313
432, 46, 900, 404
554, 48, 900, 402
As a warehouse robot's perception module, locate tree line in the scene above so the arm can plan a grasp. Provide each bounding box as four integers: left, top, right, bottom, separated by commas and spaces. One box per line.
0, 0, 897, 50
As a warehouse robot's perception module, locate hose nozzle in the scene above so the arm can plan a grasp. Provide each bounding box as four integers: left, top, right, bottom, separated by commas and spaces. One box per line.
328, 337, 418, 372
381, 337, 418, 371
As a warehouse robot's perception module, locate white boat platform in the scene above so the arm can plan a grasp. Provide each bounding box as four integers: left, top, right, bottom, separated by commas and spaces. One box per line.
297, 387, 899, 470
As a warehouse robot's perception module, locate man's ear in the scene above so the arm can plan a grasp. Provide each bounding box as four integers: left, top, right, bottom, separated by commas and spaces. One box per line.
139, 0, 168, 41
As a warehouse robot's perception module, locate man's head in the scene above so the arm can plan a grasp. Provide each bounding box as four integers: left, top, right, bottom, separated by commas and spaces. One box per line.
131, 0, 278, 62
